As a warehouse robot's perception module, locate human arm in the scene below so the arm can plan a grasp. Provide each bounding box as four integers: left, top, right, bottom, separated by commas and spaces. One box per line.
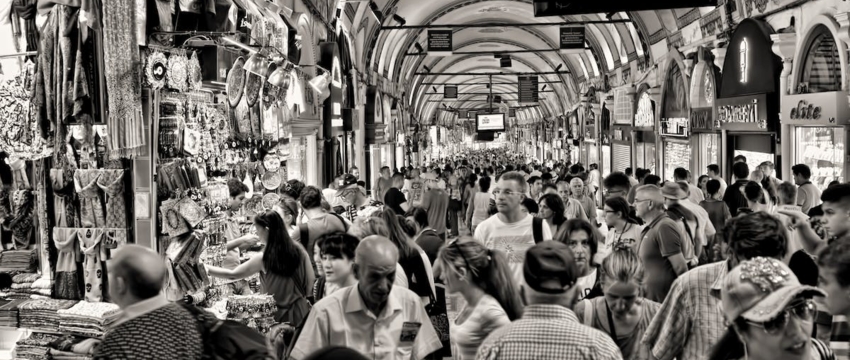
657, 222, 688, 276
466, 196, 475, 226
226, 234, 259, 251
641, 277, 691, 360
206, 254, 263, 280
778, 209, 827, 255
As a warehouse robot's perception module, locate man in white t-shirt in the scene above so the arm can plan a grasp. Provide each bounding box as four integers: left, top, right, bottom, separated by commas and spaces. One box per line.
475, 171, 553, 286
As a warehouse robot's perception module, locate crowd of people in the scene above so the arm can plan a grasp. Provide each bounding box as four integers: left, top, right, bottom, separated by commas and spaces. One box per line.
94, 148, 850, 360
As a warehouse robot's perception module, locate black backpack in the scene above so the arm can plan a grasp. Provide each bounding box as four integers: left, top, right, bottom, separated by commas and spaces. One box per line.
179, 302, 273, 360
532, 217, 544, 243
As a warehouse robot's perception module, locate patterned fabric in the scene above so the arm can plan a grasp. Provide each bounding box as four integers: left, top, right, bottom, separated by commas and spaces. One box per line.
53, 227, 81, 300
101, 0, 145, 157
74, 170, 106, 228
51, 168, 79, 228
96, 169, 126, 228
79, 229, 105, 302
641, 261, 728, 360
94, 303, 203, 360
6, 189, 34, 249
476, 304, 623, 360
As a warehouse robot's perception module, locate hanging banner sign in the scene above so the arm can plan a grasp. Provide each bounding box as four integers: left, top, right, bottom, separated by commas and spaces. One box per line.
518, 76, 539, 103
427, 29, 453, 57
532, 0, 718, 17
559, 26, 586, 54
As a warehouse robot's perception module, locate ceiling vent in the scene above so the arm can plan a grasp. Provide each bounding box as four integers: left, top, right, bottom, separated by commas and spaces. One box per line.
479, 27, 506, 34
478, 6, 509, 13
478, 44, 501, 48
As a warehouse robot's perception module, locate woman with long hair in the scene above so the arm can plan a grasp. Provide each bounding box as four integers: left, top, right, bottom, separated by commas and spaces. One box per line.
559, 219, 604, 301
207, 211, 314, 324
274, 198, 300, 238
538, 193, 568, 241
575, 248, 661, 360
379, 208, 436, 303
599, 197, 644, 261
435, 237, 523, 359
465, 176, 492, 233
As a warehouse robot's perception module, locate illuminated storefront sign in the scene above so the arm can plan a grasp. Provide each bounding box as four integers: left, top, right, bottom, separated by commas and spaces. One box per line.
739, 38, 748, 84
635, 92, 654, 127
783, 92, 850, 125
717, 99, 759, 124
789, 100, 821, 120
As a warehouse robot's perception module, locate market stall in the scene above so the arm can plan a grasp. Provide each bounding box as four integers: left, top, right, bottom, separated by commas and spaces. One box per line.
689, 49, 722, 176
633, 86, 657, 174
609, 86, 635, 175
660, 59, 691, 181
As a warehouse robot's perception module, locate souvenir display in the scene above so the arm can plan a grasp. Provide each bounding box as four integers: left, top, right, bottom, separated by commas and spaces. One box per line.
227, 57, 247, 108
144, 50, 168, 90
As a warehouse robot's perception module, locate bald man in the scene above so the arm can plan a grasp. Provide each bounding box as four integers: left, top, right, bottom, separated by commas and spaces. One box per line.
570, 177, 597, 224
95, 245, 205, 360
291, 236, 442, 360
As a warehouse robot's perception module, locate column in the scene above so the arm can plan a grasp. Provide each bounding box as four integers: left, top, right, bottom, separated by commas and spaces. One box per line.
306, 133, 318, 187
771, 32, 797, 181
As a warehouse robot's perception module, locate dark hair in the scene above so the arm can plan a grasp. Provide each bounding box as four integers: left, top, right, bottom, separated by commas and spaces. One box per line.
406, 206, 429, 228
723, 212, 787, 261
707, 164, 720, 174
776, 182, 797, 205
603, 172, 631, 191
698, 175, 709, 186
399, 215, 417, 237
635, 168, 650, 180
560, 219, 600, 257
708, 318, 751, 360
318, 232, 360, 260
541, 183, 558, 193
822, 183, 850, 204
791, 164, 812, 179
625, 167, 633, 176
732, 162, 750, 180
604, 197, 638, 224
673, 167, 688, 181
379, 208, 415, 258
116, 258, 165, 300
706, 179, 722, 195
437, 238, 523, 320
380, 166, 390, 172
527, 176, 541, 185
538, 193, 566, 226
521, 198, 539, 214
284, 180, 306, 200
299, 186, 324, 209
227, 178, 249, 198
818, 240, 850, 287
479, 176, 491, 192
279, 199, 299, 226
643, 175, 661, 186
541, 173, 553, 182
734, 155, 747, 163
829, 180, 841, 188
255, 211, 303, 277
743, 181, 765, 204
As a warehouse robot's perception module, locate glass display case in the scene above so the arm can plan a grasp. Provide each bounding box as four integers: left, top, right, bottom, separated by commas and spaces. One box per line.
697, 133, 721, 173
663, 140, 691, 181
795, 127, 845, 189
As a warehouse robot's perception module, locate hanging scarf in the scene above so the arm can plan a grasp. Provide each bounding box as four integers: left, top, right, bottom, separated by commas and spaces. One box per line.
11, 0, 35, 60
101, 0, 144, 158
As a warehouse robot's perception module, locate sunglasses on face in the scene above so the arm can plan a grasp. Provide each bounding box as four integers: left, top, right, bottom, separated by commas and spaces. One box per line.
744, 299, 816, 335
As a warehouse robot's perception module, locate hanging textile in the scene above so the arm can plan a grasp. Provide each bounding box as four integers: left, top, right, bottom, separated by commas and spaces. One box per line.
3, 189, 33, 249
74, 169, 105, 228
0, 62, 51, 161
7, 159, 29, 190
11, 0, 37, 58
79, 228, 104, 302
53, 228, 81, 300
96, 169, 126, 228
101, 0, 144, 157
50, 168, 78, 228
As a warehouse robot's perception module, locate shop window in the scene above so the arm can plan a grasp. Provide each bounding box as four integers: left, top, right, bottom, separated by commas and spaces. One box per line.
799, 26, 841, 93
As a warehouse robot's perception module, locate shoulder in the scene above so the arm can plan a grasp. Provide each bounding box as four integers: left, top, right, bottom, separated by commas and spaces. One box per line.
676, 261, 726, 288
310, 286, 350, 312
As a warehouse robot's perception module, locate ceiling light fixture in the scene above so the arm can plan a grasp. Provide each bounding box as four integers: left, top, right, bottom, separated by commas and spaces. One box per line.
542, 85, 547, 91
244, 53, 269, 78
415, 43, 424, 53
423, 65, 431, 73
500, 56, 512, 68
309, 73, 332, 102
392, 14, 406, 26
433, 86, 437, 92
555, 64, 563, 71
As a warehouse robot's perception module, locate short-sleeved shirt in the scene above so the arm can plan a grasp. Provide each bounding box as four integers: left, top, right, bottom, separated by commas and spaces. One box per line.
422, 189, 449, 235
405, 180, 425, 206
384, 187, 408, 216
599, 223, 645, 261
797, 182, 823, 214
290, 285, 442, 360
639, 215, 684, 303
475, 214, 553, 287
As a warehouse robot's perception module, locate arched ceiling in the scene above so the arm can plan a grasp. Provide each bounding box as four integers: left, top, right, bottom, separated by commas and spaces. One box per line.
343, 0, 718, 126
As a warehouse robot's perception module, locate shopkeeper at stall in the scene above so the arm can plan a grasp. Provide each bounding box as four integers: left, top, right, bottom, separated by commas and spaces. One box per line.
224, 179, 261, 295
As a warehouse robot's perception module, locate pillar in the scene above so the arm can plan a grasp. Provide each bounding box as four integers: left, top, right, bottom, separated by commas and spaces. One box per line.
306, 132, 318, 187
771, 32, 797, 181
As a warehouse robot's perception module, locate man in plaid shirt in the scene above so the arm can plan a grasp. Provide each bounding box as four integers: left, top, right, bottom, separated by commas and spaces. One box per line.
476, 241, 622, 360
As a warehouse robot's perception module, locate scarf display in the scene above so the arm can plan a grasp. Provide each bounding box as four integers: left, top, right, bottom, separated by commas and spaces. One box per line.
101, 0, 144, 157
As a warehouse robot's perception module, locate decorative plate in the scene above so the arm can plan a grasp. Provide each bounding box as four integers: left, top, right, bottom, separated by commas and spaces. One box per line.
262, 171, 281, 191
244, 72, 263, 107
145, 50, 167, 90
167, 54, 188, 92
227, 57, 246, 108
263, 154, 280, 172
188, 51, 203, 91
183, 129, 201, 155
262, 192, 280, 210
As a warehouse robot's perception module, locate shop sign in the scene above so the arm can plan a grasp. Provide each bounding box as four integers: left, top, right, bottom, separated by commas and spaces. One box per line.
635, 92, 654, 127
718, 19, 780, 98
559, 26, 585, 54
661, 117, 689, 137
690, 108, 715, 131
427, 29, 453, 56
716, 95, 768, 130
783, 92, 850, 125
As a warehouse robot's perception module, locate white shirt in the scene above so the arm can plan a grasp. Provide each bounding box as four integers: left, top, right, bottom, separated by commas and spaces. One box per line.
475, 214, 553, 286
452, 295, 510, 360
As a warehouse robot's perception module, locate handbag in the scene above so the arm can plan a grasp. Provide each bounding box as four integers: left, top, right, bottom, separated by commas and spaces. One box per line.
425, 285, 452, 358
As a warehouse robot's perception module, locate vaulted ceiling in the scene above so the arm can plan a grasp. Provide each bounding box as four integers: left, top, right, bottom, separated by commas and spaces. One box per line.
341, 0, 718, 125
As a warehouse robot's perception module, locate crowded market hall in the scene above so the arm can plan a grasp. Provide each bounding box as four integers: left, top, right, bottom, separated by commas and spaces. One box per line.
4, 0, 850, 359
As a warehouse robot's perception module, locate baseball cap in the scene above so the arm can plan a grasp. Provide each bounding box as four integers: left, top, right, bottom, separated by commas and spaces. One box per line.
720, 257, 825, 323
661, 182, 687, 200
523, 241, 578, 294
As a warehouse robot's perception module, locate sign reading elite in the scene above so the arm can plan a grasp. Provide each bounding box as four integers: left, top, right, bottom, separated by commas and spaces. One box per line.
427, 30, 453, 56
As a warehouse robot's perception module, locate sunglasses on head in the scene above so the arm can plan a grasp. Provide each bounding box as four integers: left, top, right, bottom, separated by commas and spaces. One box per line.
744, 299, 815, 335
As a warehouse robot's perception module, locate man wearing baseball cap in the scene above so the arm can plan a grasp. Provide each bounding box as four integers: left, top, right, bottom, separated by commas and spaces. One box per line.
337, 174, 384, 222
476, 241, 622, 360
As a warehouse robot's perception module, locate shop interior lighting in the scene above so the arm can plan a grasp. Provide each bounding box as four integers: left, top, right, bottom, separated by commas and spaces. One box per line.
422, 65, 431, 73
369, 1, 383, 23
267, 62, 295, 88
542, 85, 547, 91
309, 73, 332, 101
244, 52, 270, 78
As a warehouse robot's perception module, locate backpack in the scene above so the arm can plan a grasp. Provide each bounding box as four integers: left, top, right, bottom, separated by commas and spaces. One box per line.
532, 217, 544, 244
298, 212, 349, 247
179, 302, 273, 360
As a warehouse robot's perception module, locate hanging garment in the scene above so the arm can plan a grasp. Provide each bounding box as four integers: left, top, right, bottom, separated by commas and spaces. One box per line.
7, 159, 29, 190
102, 228, 126, 250
102, 0, 144, 157
79, 228, 104, 302
74, 169, 105, 228
4, 189, 34, 249
50, 168, 79, 228
96, 169, 126, 228
52, 227, 81, 300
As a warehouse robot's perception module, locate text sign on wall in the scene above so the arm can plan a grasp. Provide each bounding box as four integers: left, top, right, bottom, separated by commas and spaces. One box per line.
635, 92, 654, 127
783, 92, 850, 125
444, 86, 458, 99
560, 26, 586, 54
518, 76, 539, 103
427, 29, 453, 56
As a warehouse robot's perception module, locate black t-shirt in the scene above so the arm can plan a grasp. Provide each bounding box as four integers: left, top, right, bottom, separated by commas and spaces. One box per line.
384, 187, 407, 216
789, 250, 819, 287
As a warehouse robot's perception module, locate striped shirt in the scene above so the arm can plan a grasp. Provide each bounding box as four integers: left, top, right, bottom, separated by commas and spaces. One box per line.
476, 304, 623, 360
641, 261, 728, 360
474, 214, 553, 286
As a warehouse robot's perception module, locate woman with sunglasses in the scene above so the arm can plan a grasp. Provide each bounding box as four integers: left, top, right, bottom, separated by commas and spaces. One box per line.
435, 236, 522, 360
599, 197, 644, 261
575, 248, 660, 360
709, 257, 833, 360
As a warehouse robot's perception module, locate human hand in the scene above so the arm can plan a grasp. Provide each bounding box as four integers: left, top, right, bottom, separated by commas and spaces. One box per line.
777, 210, 810, 230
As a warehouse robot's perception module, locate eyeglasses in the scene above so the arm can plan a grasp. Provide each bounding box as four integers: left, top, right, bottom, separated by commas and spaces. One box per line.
745, 299, 816, 335
633, 198, 651, 204
492, 189, 520, 196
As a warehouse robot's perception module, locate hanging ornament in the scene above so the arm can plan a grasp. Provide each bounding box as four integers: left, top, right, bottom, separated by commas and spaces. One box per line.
227, 57, 247, 108
188, 51, 203, 91
145, 50, 168, 90
167, 53, 188, 92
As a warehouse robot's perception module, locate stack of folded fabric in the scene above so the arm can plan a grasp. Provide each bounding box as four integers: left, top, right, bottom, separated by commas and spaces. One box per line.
0, 249, 36, 271
57, 302, 120, 338
18, 299, 78, 331
15, 332, 62, 360
48, 335, 100, 360
0, 299, 26, 327
9, 273, 42, 299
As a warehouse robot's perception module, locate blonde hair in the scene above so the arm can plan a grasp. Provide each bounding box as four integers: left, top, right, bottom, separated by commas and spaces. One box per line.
600, 248, 645, 286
